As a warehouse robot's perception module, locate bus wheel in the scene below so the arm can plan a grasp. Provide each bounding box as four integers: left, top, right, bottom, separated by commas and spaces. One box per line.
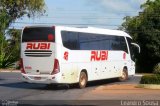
119, 68, 128, 81
78, 71, 87, 89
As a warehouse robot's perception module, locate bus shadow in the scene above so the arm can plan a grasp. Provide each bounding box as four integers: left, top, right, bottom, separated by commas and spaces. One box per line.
44, 78, 121, 90
0, 82, 46, 90
0, 81, 73, 90
0, 78, 125, 90
0, 78, 4, 81
87, 78, 119, 87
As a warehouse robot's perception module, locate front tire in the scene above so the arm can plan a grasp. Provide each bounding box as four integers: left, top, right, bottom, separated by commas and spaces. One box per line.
78, 72, 87, 89
119, 68, 128, 81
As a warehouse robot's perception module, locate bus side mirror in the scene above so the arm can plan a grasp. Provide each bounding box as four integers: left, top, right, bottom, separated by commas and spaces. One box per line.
131, 43, 140, 53
130, 43, 140, 61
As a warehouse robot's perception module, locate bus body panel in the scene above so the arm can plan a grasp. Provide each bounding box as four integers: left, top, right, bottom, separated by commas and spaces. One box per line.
59, 49, 131, 83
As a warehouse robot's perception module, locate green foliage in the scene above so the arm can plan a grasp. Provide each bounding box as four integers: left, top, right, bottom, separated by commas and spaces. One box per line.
0, 11, 11, 32
153, 63, 160, 74
120, 0, 160, 73
0, 29, 21, 68
140, 74, 160, 84
0, 0, 45, 20
0, 0, 45, 30
0, 0, 45, 68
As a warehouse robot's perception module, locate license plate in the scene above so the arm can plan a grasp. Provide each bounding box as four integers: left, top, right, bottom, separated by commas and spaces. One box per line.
34, 77, 41, 80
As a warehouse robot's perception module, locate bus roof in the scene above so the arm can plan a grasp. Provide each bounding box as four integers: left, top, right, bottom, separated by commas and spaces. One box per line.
23, 25, 132, 38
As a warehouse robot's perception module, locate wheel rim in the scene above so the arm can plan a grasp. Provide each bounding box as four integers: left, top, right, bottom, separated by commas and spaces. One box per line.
121, 71, 126, 79
80, 73, 86, 87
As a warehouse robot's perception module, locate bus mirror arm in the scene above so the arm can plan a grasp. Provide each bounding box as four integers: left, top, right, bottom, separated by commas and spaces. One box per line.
131, 43, 141, 53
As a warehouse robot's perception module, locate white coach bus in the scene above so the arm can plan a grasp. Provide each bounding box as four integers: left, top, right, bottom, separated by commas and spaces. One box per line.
20, 26, 140, 88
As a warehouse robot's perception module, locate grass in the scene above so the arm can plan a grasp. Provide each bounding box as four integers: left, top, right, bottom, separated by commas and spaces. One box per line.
140, 74, 160, 84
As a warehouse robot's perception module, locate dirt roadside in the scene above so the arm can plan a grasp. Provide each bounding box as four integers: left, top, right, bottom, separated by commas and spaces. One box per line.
79, 84, 160, 100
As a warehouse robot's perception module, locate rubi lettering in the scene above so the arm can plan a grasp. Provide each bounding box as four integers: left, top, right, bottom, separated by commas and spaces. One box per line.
26, 43, 50, 50
90, 51, 108, 61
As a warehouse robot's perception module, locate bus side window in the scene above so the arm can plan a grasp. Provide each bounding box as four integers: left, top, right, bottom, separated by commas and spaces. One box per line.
110, 36, 128, 53
79, 33, 111, 50
61, 31, 79, 50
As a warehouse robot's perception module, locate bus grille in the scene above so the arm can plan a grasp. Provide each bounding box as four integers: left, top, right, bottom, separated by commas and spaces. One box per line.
24, 50, 52, 57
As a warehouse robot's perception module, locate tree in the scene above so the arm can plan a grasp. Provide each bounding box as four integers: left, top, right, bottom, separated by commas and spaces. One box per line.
0, 0, 45, 28
120, 0, 160, 73
0, 0, 45, 68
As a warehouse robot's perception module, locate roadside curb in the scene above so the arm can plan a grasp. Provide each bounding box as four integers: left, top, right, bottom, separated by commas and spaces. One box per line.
0, 70, 20, 73
134, 74, 143, 77
137, 84, 160, 89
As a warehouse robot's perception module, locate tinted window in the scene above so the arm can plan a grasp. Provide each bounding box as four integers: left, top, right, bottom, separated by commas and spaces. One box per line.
119, 37, 128, 53
110, 36, 128, 53
61, 31, 128, 52
79, 33, 99, 50
79, 33, 111, 50
22, 27, 55, 42
61, 31, 79, 50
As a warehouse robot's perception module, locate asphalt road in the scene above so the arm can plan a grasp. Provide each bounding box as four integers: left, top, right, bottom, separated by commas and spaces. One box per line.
0, 72, 159, 106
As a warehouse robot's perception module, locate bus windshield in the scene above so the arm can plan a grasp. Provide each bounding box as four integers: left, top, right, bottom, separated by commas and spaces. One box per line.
22, 27, 55, 42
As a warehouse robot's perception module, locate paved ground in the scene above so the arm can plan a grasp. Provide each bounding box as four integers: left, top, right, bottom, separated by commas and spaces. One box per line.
0, 72, 160, 106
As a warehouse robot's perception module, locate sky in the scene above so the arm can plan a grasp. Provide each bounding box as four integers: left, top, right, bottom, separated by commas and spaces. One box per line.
11, 0, 147, 29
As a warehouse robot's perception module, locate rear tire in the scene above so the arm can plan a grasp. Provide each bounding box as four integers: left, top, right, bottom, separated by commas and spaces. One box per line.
119, 68, 128, 81
78, 71, 87, 89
